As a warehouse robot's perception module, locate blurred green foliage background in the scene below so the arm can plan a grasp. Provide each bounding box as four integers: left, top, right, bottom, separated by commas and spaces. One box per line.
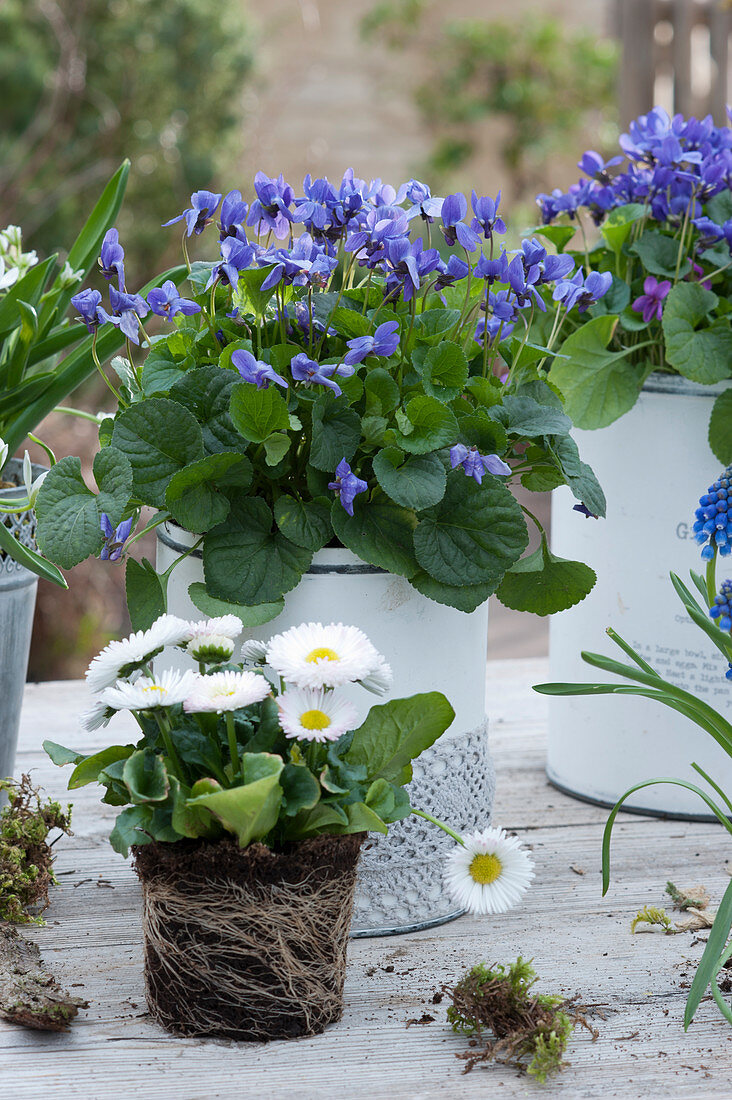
0, 0, 254, 281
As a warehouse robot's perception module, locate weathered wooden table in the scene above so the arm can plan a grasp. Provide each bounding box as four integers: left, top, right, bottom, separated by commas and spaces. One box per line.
5, 660, 732, 1098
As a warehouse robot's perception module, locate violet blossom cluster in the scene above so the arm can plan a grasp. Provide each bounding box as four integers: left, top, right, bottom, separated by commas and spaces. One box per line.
536, 106, 732, 240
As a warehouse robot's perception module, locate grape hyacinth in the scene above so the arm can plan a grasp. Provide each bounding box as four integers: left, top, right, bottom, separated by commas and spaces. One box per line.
709, 578, 732, 680
693, 465, 732, 560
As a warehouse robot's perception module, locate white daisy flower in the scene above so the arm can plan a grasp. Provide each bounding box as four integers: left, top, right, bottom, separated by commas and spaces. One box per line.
265, 622, 385, 689
183, 670, 271, 713
444, 826, 534, 916
181, 615, 243, 644
186, 633, 236, 664
240, 638, 268, 664
86, 614, 190, 692
79, 696, 116, 732
101, 668, 198, 712
277, 688, 358, 743
358, 654, 393, 695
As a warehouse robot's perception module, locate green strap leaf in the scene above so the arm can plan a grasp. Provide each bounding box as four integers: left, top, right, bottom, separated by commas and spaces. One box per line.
0, 518, 67, 587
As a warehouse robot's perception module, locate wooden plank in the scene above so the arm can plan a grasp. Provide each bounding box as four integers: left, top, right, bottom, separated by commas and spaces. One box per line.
672, 0, 694, 115
5, 664, 732, 1099
710, 4, 731, 124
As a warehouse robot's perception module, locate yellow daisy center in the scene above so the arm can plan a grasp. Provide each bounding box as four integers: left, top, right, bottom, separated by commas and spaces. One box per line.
469, 852, 503, 885
300, 708, 331, 731
305, 646, 340, 664
142, 685, 166, 699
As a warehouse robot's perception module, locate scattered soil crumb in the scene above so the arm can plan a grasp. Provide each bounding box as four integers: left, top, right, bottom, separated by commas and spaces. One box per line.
432, 992, 443, 1005
406, 1013, 435, 1027
570, 865, 586, 876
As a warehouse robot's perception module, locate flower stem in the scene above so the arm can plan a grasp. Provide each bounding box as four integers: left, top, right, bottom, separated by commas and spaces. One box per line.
706, 552, 718, 607
411, 807, 464, 845
226, 711, 240, 780
92, 332, 127, 407
154, 710, 184, 780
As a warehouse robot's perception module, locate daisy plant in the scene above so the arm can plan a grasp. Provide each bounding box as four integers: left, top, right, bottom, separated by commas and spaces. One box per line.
35, 169, 610, 629
45, 616, 533, 917
535, 463, 732, 1028
535, 106, 732, 462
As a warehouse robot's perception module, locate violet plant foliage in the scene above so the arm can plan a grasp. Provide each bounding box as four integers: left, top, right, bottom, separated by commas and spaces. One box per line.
37, 171, 610, 623
535, 105, 732, 460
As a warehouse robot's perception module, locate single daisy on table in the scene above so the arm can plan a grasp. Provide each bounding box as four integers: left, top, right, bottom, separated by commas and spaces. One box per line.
85, 614, 190, 692
183, 669, 271, 713
101, 668, 198, 712
265, 622, 388, 691
444, 826, 534, 916
278, 688, 358, 743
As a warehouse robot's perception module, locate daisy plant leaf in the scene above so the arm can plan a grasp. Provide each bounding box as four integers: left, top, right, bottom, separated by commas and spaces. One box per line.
346, 692, 455, 783
185, 753, 283, 847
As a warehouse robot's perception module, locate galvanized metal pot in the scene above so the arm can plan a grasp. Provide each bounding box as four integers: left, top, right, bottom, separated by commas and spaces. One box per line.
0, 458, 43, 781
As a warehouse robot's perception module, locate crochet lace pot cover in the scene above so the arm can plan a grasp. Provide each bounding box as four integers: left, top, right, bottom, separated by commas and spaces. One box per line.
157, 530, 495, 934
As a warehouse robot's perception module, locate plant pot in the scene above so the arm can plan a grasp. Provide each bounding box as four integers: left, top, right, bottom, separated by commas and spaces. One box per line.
0, 458, 44, 784
548, 373, 732, 818
157, 524, 495, 935
132, 832, 363, 1041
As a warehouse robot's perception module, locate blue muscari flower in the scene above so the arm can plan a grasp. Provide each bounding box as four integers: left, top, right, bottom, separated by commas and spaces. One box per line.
147, 281, 201, 321
328, 458, 368, 516
693, 465, 732, 560
401, 179, 444, 222
290, 353, 353, 397
470, 190, 506, 240
100, 514, 134, 562
71, 288, 104, 333
247, 172, 295, 240
709, 577, 732, 633
97, 285, 149, 344
450, 444, 511, 485
163, 190, 223, 236
440, 192, 480, 251
98, 228, 125, 288
343, 321, 400, 365
219, 190, 249, 239
231, 349, 288, 390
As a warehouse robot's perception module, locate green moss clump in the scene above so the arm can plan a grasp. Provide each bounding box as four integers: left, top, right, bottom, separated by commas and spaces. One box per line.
0, 775, 72, 924
445, 957, 596, 1082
